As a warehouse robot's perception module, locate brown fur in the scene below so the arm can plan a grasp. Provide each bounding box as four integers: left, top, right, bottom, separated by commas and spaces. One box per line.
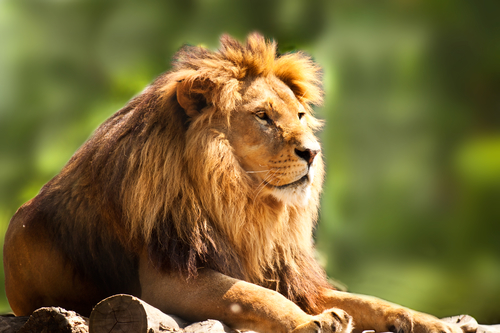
4, 33, 469, 333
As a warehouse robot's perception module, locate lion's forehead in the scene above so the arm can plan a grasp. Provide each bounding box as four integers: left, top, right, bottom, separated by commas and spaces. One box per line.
241, 76, 303, 115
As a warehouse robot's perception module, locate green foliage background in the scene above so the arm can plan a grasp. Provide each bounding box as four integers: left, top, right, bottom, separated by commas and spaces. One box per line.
1, 0, 499, 324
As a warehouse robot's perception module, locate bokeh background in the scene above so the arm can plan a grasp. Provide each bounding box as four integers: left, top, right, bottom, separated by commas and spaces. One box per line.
1, 0, 499, 324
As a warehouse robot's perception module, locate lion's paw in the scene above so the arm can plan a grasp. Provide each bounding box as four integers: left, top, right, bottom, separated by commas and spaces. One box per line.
384, 309, 465, 333
441, 315, 478, 333
293, 308, 353, 333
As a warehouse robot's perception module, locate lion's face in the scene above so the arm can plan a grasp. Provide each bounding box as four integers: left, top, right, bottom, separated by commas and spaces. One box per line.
227, 75, 321, 206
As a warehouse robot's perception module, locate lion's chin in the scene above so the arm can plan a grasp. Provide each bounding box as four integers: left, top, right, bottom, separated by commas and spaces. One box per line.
271, 184, 312, 207
268, 173, 313, 207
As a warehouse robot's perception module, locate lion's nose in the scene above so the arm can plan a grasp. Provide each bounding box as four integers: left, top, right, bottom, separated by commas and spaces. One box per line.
294, 147, 319, 165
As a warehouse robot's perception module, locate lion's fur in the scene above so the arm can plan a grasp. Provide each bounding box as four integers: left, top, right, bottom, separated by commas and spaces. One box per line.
16, 33, 330, 313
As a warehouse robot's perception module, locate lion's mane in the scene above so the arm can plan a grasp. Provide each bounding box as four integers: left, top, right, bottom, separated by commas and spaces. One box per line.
32, 33, 330, 313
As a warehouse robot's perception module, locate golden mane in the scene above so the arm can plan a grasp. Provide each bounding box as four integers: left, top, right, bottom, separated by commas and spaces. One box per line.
37, 33, 328, 313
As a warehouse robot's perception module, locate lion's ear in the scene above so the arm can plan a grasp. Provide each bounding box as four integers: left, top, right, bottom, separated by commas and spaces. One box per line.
176, 79, 209, 118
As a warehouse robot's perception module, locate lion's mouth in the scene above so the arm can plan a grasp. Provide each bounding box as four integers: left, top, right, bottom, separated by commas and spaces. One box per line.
266, 174, 309, 189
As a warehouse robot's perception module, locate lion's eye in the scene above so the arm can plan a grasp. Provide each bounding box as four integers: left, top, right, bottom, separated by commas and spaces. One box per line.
255, 111, 271, 124
298, 112, 306, 120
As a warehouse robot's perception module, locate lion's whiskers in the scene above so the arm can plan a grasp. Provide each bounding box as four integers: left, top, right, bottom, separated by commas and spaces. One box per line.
246, 170, 271, 174
253, 177, 269, 201
252, 168, 280, 203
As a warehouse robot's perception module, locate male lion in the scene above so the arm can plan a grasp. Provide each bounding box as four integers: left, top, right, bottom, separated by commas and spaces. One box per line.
4, 33, 466, 333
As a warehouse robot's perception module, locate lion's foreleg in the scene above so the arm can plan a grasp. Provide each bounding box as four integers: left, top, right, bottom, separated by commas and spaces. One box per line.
138, 255, 351, 333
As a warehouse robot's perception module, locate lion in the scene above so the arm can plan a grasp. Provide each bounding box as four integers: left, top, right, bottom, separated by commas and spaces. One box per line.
4, 33, 468, 333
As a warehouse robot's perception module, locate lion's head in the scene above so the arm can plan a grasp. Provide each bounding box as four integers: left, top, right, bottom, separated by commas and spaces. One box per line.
177, 70, 323, 208
165, 33, 324, 207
